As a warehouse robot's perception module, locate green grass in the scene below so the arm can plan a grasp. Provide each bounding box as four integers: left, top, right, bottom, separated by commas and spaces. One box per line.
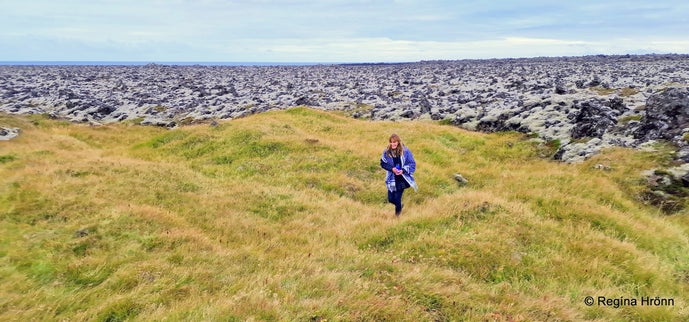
1, 108, 688, 321
590, 86, 640, 97
620, 114, 643, 124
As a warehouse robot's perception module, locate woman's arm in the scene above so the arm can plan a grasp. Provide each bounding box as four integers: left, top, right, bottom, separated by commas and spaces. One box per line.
404, 149, 416, 174
380, 152, 394, 171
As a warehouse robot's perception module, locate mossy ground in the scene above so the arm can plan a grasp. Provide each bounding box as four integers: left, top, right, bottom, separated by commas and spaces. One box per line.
1, 108, 688, 321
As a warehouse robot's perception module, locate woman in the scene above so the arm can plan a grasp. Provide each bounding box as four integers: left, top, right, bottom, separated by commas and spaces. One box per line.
380, 133, 418, 216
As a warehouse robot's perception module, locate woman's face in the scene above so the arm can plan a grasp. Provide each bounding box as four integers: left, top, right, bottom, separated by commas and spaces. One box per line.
390, 140, 399, 149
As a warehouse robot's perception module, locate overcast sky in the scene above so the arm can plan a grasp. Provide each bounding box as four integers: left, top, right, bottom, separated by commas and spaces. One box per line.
1, 0, 688, 62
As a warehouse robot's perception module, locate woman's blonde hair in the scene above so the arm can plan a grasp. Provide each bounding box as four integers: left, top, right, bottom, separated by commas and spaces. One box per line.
386, 133, 404, 157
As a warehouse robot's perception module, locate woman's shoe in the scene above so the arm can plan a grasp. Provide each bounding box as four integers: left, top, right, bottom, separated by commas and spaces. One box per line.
395, 204, 403, 216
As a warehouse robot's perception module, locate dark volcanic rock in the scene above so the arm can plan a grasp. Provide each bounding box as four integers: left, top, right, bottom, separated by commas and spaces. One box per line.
634, 87, 689, 142
1, 54, 689, 164
570, 98, 621, 139
555, 80, 568, 95
641, 168, 689, 213
475, 112, 528, 133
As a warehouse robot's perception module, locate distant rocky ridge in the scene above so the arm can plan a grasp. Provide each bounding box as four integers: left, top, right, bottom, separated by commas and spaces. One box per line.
2, 54, 689, 164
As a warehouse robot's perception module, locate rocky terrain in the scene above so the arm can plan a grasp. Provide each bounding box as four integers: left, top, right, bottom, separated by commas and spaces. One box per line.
1, 54, 689, 164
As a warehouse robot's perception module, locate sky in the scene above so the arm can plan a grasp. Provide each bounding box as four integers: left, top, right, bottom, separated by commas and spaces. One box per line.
1, 0, 688, 63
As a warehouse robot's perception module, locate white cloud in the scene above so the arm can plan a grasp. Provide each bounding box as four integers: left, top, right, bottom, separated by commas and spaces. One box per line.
223, 36, 688, 62
1, 0, 688, 61
648, 40, 689, 53
503, 37, 591, 46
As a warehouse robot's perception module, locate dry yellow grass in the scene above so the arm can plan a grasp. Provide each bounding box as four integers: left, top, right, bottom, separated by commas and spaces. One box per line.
1, 108, 688, 321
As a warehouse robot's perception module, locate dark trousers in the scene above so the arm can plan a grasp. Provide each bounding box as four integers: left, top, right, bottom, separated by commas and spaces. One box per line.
387, 188, 405, 214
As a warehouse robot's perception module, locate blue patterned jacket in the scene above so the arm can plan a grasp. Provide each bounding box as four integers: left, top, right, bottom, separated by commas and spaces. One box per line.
380, 147, 418, 192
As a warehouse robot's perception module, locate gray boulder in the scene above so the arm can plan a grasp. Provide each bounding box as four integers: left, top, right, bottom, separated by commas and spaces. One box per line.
0, 127, 20, 140
569, 98, 622, 139
634, 87, 689, 143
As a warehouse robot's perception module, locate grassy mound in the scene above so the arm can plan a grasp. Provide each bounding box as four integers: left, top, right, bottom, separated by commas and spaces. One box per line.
1, 108, 688, 321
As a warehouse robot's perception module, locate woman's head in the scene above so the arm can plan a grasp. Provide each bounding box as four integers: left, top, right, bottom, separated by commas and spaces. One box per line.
387, 133, 403, 156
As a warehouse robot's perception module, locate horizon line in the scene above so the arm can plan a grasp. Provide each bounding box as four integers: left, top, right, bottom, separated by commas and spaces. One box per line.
1, 53, 686, 66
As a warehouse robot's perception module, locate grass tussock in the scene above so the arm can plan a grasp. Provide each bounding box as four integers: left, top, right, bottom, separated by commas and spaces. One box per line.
1, 108, 688, 321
